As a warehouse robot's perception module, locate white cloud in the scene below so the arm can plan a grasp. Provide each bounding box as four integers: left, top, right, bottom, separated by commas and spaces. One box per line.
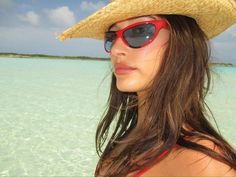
45, 6, 76, 27
18, 11, 40, 26
79, 1, 106, 11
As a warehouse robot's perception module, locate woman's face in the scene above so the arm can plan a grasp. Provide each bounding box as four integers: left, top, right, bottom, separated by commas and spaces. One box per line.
109, 16, 170, 96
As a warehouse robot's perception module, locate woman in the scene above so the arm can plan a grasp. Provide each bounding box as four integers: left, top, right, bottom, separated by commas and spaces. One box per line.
58, 0, 236, 176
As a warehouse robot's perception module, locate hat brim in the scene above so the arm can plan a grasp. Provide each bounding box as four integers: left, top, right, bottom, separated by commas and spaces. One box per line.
57, 0, 236, 41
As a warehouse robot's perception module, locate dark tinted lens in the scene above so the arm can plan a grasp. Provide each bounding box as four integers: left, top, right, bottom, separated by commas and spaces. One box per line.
104, 31, 117, 52
123, 24, 155, 48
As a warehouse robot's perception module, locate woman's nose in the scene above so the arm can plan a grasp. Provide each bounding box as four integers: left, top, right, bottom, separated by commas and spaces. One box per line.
110, 37, 128, 56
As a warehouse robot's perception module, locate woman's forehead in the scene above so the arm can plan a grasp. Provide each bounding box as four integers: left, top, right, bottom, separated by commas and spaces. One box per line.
109, 15, 161, 30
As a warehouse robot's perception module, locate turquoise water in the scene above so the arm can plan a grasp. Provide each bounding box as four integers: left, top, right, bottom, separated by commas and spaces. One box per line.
0, 58, 235, 176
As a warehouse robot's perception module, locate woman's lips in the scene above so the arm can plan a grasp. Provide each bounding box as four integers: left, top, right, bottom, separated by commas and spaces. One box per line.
114, 63, 137, 75
115, 68, 136, 74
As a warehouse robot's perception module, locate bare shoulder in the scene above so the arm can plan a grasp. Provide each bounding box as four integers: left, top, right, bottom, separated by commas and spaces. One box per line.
165, 138, 236, 176
129, 137, 236, 177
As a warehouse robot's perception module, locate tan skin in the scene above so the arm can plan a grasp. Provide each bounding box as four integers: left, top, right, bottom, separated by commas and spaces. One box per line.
103, 15, 236, 176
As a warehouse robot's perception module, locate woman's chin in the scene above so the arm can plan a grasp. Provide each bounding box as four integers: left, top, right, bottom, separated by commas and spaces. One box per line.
116, 85, 136, 92
116, 84, 143, 93
117, 87, 134, 92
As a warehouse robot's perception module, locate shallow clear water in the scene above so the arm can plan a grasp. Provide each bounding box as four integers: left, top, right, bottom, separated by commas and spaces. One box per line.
0, 58, 235, 176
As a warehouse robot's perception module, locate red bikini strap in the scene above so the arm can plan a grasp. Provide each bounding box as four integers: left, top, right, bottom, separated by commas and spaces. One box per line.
134, 149, 169, 177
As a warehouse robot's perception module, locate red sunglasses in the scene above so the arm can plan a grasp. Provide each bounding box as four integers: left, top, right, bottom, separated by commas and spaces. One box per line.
104, 19, 169, 53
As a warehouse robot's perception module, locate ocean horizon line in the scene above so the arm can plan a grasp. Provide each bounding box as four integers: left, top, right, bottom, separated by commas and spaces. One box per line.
0, 52, 109, 61
0, 52, 234, 66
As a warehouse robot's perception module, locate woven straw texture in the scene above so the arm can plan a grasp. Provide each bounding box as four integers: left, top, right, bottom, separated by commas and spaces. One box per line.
57, 0, 236, 41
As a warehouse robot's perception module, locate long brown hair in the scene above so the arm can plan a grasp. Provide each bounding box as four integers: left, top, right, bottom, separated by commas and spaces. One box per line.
94, 14, 236, 176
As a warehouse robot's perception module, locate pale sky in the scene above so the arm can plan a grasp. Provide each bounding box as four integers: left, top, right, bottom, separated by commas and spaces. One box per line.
0, 0, 235, 65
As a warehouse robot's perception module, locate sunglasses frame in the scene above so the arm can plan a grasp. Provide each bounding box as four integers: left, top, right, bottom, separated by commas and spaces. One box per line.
104, 19, 169, 53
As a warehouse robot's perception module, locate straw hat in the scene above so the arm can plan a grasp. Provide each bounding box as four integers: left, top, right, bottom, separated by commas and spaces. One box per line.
57, 0, 236, 41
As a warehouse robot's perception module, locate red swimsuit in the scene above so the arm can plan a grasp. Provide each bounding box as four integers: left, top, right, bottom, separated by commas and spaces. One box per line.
94, 145, 179, 177
133, 149, 170, 177
133, 137, 191, 177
